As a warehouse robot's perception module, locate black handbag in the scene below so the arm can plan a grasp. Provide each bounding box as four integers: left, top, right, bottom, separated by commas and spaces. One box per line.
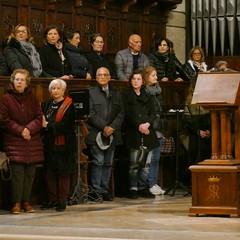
130, 136, 149, 167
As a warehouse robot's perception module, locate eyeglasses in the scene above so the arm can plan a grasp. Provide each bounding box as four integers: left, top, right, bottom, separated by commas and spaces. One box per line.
16, 30, 27, 34
97, 74, 110, 77
95, 41, 104, 44
193, 52, 201, 55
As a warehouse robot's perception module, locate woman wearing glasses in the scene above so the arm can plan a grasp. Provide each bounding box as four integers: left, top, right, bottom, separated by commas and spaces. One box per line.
86, 33, 115, 79
4, 23, 49, 77
183, 46, 208, 82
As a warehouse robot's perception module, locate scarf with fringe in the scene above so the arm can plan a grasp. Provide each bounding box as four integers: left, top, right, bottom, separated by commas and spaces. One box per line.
55, 96, 72, 146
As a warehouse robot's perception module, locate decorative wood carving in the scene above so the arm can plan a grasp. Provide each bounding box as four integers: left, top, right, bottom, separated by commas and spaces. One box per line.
122, 0, 137, 13
3, 15, 15, 32
32, 19, 43, 33
83, 23, 95, 44
75, 0, 83, 7
143, 1, 158, 15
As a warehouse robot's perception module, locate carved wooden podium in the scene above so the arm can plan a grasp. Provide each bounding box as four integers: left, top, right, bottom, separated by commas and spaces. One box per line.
189, 73, 240, 218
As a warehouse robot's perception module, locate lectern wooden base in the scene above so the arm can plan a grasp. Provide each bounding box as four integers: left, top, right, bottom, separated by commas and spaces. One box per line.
189, 160, 240, 218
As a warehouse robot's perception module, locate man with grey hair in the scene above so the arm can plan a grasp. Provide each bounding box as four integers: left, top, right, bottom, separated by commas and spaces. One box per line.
114, 34, 150, 80
85, 67, 124, 202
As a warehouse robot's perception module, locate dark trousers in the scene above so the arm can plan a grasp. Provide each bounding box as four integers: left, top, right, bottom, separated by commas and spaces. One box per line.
46, 168, 70, 202
11, 163, 36, 204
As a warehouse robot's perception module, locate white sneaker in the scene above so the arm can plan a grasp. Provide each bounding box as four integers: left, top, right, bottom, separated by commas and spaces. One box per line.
149, 185, 165, 195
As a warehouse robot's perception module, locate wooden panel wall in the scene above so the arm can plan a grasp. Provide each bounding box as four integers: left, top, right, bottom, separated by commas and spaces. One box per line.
0, 0, 182, 56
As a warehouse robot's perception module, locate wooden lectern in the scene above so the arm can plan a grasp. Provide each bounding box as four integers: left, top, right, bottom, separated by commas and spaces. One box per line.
189, 72, 240, 217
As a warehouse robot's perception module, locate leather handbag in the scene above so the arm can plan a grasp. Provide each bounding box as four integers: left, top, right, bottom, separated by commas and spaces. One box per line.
0, 151, 11, 181
130, 136, 149, 167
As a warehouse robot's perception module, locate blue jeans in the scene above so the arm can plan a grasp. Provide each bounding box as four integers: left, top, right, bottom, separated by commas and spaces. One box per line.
90, 144, 115, 194
148, 137, 163, 188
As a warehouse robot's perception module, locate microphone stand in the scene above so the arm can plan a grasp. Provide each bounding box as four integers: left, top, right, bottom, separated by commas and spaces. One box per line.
69, 120, 88, 205
164, 108, 190, 196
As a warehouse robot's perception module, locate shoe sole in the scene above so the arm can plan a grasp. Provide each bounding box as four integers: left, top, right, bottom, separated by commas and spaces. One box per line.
24, 210, 35, 213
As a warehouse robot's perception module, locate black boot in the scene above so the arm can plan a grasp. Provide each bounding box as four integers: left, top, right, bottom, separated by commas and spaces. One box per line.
56, 201, 66, 211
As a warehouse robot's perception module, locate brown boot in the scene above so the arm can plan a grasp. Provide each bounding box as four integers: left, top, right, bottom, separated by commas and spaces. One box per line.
11, 203, 21, 214
22, 202, 35, 213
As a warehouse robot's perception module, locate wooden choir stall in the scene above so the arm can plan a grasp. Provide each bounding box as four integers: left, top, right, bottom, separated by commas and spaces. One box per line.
189, 73, 240, 218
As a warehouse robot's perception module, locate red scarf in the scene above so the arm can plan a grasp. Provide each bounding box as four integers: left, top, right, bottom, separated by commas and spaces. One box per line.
55, 96, 72, 146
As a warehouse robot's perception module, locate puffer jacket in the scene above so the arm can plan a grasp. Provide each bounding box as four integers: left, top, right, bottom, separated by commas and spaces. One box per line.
115, 47, 150, 80
0, 83, 44, 163
149, 51, 190, 81
4, 38, 49, 77
64, 42, 93, 78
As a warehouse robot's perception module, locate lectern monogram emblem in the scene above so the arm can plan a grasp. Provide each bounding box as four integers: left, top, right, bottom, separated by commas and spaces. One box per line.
208, 176, 221, 200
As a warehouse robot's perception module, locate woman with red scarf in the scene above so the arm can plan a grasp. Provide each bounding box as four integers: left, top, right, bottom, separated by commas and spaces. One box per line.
41, 79, 76, 211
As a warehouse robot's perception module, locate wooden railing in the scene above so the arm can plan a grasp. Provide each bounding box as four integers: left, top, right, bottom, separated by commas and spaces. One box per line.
0, 76, 190, 106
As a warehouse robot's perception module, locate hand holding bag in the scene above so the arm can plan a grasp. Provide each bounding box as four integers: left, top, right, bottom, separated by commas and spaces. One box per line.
0, 151, 11, 181
130, 136, 149, 167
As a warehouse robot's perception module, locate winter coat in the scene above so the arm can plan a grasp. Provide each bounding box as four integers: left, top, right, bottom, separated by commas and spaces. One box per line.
114, 47, 150, 80
64, 42, 93, 78
41, 99, 76, 173
0, 52, 9, 76
85, 84, 124, 146
183, 60, 208, 82
3, 38, 49, 77
0, 83, 44, 163
39, 42, 71, 77
86, 50, 115, 79
149, 51, 190, 81
122, 88, 159, 151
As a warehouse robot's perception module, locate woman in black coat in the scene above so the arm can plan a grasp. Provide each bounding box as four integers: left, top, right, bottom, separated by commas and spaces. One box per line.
41, 79, 76, 211
86, 33, 115, 79
39, 25, 72, 80
149, 38, 190, 82
4, 23, 48, 77
123, 69, 159, 199
64, 30, 93, 79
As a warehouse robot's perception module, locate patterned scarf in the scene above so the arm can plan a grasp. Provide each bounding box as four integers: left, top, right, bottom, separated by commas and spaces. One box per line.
20, 40, 42, 77
145, 83, 162, 96
55, 42, 65, 64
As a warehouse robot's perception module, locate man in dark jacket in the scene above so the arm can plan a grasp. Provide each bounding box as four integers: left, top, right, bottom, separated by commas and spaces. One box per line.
85, 67, 124, 201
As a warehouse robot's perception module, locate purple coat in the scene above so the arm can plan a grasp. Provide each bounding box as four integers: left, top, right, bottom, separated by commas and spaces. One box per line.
0, 83, 44, 163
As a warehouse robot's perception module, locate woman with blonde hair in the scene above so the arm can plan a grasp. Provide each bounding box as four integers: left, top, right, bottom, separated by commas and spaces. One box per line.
143, 66, 166, 195
4, 23, 48, 77
183, 46, 208, 82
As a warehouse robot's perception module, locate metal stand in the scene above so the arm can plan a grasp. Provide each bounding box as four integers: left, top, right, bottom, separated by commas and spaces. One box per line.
69, 120, 88, 205
165, 108, 190, 196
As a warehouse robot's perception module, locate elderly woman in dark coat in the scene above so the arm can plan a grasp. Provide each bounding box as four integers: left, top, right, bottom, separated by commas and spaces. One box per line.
0, 69, 44, 214
41, 79, 76, 211
123, 69, 159, 199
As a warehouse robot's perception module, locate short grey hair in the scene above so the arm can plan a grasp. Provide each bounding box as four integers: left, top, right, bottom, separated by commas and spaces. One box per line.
48, 78, 67, 93
215, 60, 228, 69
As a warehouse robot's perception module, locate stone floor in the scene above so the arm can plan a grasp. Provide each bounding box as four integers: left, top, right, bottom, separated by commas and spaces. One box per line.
0, 190, 239, 240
